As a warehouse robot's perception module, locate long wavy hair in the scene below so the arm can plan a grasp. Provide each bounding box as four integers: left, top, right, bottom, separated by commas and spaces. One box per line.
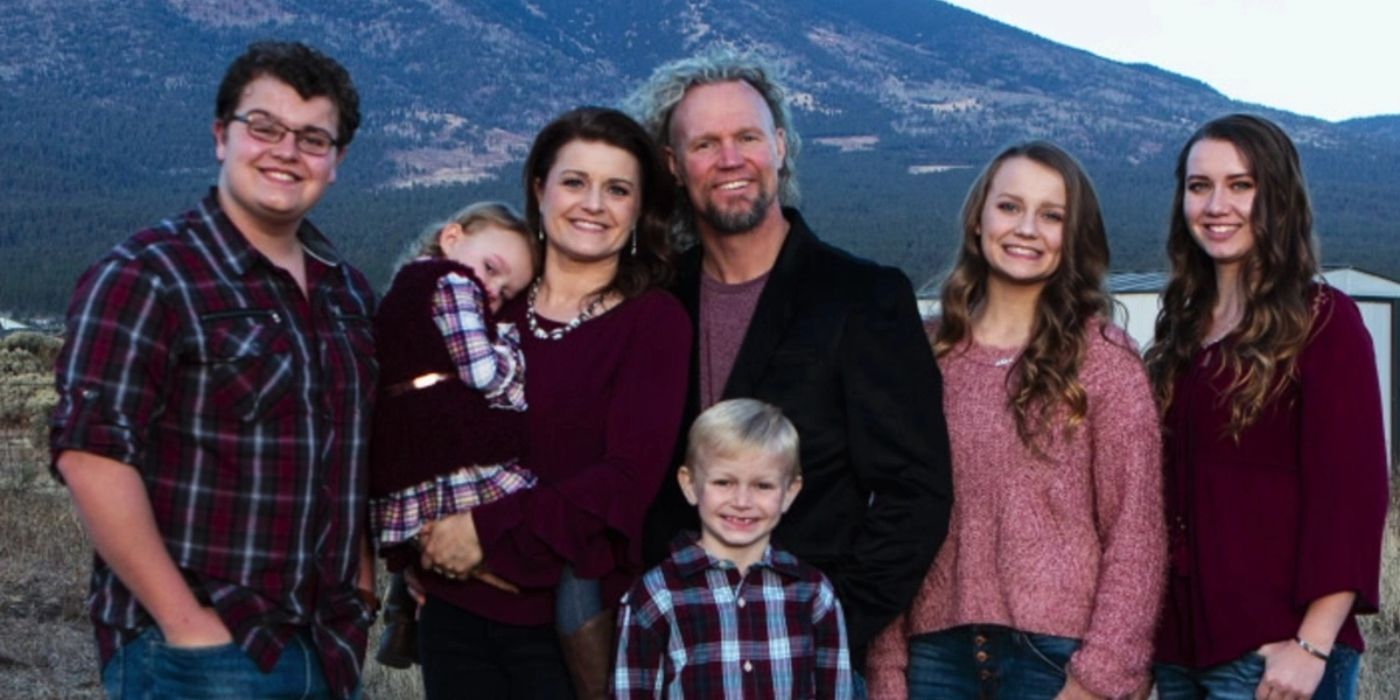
1144, 114, 1319, 437
933, 141, 1115, 449
522, 107, 675, 302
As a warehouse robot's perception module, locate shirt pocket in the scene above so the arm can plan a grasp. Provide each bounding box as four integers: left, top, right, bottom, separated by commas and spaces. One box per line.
186, 308, 297, 422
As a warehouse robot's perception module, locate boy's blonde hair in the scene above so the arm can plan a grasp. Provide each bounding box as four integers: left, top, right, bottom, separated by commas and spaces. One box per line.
685, 398, 800, 480
396, 201, 541, 274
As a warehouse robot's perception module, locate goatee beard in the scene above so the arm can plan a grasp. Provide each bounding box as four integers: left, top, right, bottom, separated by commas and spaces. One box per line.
699, 191, 773, 235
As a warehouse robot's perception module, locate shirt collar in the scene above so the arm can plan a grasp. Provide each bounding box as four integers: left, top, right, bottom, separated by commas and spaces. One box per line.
197, 187, 344, 278
668, 531, 806, 580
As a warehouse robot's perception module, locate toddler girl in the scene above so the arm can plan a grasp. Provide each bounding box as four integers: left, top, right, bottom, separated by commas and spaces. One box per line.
368, 202, 543, 667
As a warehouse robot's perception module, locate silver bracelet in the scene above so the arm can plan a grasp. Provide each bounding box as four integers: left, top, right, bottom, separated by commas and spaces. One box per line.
1294, 636, 1331, 661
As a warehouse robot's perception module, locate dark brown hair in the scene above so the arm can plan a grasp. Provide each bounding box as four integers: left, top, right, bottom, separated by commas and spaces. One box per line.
522, 107, 674, 301
215, 41, 360, 147
1145, 114, 1319, 436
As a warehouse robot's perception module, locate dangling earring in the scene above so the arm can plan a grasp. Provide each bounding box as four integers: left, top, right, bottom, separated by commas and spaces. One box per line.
630, 228, 637, 256
537, 227, 545, 242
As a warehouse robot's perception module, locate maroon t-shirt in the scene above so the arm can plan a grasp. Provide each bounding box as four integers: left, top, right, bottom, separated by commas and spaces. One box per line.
698, 271, 769, 409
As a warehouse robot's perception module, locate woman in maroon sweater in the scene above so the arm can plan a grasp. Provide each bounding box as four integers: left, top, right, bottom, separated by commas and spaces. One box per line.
414, 107, 692, 699
1146, 114, 1388, 699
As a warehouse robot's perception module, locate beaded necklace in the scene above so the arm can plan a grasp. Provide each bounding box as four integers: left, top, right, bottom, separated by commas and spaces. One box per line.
526, 279, 601, 341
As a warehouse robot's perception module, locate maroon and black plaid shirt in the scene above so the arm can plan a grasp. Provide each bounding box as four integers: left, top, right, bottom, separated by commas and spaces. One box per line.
50, 190, 378, 699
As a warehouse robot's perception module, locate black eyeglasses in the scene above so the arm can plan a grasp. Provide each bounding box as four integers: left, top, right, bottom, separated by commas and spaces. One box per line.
229, 111, 340, 156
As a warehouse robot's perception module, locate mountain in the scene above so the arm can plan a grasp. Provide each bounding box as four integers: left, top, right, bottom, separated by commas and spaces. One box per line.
1341, 115, 1400, 143
3, 0, 1399, 313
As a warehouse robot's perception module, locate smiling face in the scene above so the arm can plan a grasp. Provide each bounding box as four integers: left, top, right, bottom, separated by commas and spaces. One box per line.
534, 139, 641, 266
977, 156, 1067, 293
1182, 138, 1257, 273
214, 75, 343, 241
439, 223, 535, 312
678, 448, 801, 572
667, 80, 787, 237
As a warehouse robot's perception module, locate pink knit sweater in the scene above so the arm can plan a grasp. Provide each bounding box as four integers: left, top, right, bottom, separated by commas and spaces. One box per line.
866, 323, 1166, 698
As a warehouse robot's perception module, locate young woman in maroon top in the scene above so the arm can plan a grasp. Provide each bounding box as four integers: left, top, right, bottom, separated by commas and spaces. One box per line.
1147, 114, 1388, 700
410, 107, 692, 699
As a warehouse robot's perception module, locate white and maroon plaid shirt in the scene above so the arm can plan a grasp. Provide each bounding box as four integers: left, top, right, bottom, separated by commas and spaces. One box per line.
615, 533, 853, 699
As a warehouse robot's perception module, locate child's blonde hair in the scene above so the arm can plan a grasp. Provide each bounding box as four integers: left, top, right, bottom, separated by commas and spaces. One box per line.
397, 201, 541, 275
685, 399, 800, 481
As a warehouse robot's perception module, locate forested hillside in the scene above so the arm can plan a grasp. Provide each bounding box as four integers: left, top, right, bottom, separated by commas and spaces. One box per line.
3, 0, 1399, 314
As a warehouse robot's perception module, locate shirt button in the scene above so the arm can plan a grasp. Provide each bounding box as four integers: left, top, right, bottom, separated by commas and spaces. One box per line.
743, 660, 753, 672
975, 650, 989, 663
974, 634, 987, 646
737, 598, 746, 608
979, 669, 993, 680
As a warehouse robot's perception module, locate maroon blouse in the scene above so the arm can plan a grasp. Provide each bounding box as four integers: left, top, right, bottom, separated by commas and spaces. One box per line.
1156, 286, 1389, 667
418, 288, 693, 626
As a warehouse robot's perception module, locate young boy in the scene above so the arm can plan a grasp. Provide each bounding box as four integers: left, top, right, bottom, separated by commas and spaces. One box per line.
613, 399, 853, 699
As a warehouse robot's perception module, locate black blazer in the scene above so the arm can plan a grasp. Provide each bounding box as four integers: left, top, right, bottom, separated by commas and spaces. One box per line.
642, 208, 954, 666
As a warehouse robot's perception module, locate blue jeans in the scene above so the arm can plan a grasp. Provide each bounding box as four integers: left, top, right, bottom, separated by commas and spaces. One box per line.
853, 671, 868, 699
101, 626, 348, 699
1155, 645, 1361, 700
554, 564, 601, 635
906, 625, 1079, 700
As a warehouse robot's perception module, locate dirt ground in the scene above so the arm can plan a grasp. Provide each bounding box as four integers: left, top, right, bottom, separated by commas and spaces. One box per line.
3, 479, 1398, 699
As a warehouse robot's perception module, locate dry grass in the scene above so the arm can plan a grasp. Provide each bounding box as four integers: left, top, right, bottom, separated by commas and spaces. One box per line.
1357, 479, 1400, 699
0, 481, 424, 699
3, 448, 1397, 698
0, 487, 101, 700
360, 585, 425, 699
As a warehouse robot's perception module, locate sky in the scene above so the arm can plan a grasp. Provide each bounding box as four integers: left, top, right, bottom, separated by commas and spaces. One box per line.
942, 0, 1398, 123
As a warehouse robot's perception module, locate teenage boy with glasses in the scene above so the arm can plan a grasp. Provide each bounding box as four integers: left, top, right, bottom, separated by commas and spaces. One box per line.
51, 41, 377, 700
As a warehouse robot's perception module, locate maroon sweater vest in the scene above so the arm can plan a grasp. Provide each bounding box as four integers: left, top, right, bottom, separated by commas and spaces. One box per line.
368, 258, 525, 498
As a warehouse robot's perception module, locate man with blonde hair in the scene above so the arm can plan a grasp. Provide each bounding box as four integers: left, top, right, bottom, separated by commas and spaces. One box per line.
629, 48, 954, 686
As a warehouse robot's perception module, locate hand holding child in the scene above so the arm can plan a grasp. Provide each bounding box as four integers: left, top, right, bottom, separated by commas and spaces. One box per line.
418, 513, 484, 579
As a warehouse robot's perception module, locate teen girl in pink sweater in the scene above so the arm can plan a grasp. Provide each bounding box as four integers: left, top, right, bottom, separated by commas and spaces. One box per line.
867, 142, 1166, 700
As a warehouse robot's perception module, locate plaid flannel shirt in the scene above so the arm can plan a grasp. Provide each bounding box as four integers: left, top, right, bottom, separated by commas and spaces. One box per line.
49, 190, 378, 699
614, 533, 853, 699
431, 269, 526, 409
